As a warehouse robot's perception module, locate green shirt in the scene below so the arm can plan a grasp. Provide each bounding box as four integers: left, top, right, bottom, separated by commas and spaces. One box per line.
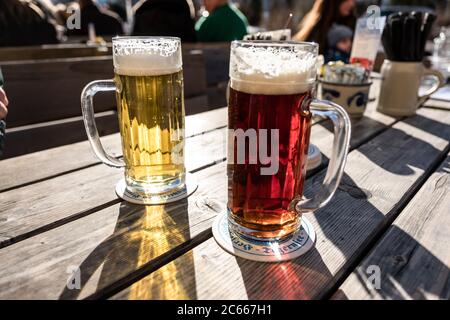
195, 3, 248, 42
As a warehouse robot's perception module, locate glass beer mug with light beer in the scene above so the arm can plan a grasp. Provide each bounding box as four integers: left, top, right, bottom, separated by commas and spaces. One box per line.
227, 41, 351, 240
81, 37, 189, 204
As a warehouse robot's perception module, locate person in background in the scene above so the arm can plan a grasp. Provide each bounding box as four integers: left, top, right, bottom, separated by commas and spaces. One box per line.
67, 0, 123, 37
195, 0, 248, 42
324, 23, 353, 63
133, 0, 196, 42
294, 0, 356, 55
0, 70, 9, 157
0, 0, 59, 46
0, 90, 8, 121
237, 0, 262, 27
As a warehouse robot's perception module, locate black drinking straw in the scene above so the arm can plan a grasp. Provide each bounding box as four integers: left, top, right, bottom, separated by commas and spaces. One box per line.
411, 11, 423, 61
405, 17, 418, 61
420, 13, 436, 60
390, 17, 402, 61
382, 12, 437, 62
381, 22, 393, 60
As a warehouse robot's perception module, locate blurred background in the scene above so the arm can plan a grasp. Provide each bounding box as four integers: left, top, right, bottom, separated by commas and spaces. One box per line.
1, 0, 449, 46
1, 0, 450, 159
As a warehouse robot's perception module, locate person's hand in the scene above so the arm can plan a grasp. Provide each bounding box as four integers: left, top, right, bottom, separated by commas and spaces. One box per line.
0, 87, 9, 119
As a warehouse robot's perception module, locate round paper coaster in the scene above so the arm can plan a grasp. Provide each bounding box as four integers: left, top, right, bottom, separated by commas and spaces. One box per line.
306, 144, 322, 171
115, 173, 198, 205
212, 213, 316, 262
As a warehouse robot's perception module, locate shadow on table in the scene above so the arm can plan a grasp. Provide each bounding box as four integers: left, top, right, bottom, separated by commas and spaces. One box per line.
58, 199, 198, 300
355, 114, 450, 176
331, 223, 450, 300
235, 171, 449, 299
57, 111, 449, 300
234, 113, 450, 300
320, 113, 450, 176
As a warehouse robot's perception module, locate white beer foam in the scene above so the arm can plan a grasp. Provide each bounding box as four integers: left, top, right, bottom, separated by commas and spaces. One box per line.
113, 37, 182, 76
114, 55, 182, 76
230, 45, 317, 95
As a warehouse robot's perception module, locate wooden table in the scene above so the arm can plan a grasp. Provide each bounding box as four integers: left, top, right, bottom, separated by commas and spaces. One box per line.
1, 79, 449, 300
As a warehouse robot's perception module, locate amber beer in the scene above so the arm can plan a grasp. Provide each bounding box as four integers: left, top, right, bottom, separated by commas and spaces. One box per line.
114, 70, 185, 195
228, 88, 312, 239
227, 41, 320, 240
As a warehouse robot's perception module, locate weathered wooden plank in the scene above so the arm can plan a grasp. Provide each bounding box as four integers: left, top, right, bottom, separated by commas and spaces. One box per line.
313, 101, 395, 163
424, 98, 450, 111
206, 84, 228, 109
0, 44, 112, 62
332, 152, 450, 300
112, 106, 450, 300
182, 50, 207, 99
0, 43, 229, 63
201, 47, 230, 86
1, 56, 115, 128
1, 111, 119, 160
1, 52, 206, 128
0, 93, 401, 299
0, 94, 210, 160
0, 104, 323, 193
185, 95, 209, 115
0, 162, 226, 300
0, 79, 408, 297
0, 125, 228, 248
0, 70, 381, 181
0, 107, 228, 192
0, 98, 384, 246
0, 121, 344, 300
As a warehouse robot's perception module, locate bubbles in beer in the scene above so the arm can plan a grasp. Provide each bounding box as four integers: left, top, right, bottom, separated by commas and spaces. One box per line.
112, 37, 186, 195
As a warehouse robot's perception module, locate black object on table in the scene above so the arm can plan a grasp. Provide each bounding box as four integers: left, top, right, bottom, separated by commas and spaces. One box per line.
382, 11, 436, 62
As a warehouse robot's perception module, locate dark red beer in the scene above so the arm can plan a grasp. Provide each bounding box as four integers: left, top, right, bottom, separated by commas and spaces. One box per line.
228, 87, 312, 239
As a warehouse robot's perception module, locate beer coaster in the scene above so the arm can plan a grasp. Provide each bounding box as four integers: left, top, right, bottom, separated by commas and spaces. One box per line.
115, 173, 198, 205
306, 144, 322, 171
212, 213, 316, 262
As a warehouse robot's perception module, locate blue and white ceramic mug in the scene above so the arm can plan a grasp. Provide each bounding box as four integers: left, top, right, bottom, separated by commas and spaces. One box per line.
319, 80, 372, 118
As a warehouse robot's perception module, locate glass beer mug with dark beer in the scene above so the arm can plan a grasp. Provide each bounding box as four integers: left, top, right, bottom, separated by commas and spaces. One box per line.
227, 41, 351, 240
81, 37, 188, 204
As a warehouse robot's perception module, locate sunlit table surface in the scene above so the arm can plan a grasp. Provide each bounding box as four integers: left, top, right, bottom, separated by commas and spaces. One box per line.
0, 77, 449, 300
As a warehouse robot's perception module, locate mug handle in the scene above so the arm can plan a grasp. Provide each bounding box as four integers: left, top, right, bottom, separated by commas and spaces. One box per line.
81, 79, 125, 168
416, 68, 445, 109
296, 99, 351, 213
